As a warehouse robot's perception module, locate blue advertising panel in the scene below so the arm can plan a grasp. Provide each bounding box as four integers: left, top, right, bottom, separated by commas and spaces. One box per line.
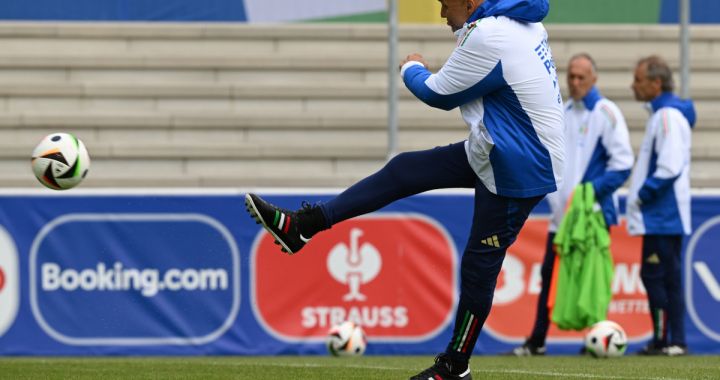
0, 0, 248, 21
684, 213, 720, 351
31, 214, 238, 345
660, 0, 720, 24
0, 190, 718, 355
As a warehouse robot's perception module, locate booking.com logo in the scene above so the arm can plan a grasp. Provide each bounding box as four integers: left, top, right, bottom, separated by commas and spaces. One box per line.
30, 213, 240, 346
41, 262, 229, 297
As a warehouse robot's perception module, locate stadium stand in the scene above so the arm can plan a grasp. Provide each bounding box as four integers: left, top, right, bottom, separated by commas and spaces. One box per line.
0, 22, 718, 187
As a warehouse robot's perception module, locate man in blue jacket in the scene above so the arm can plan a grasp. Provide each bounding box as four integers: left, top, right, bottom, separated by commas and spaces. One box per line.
509, 53, 634, 356
246, 1, 564, 377
627, 55, 694, 356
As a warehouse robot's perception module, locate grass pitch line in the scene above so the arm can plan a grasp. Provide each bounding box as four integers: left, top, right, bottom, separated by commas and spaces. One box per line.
214, 361, 408, 372
229, 361, 689, 380
478, 368, 688, 380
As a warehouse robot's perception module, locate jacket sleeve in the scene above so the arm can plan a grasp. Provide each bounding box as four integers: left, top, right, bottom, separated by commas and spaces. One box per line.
401, 24, 504, 111
590, 102, 634, 199
638, 109, 687, 204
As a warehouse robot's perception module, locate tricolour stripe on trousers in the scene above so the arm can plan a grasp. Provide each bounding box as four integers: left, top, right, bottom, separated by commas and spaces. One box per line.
460, 317, 479, 353
452, 311, 470, 350
453, 311, 474, 351
456, 312, 476, 352
656, 309, 666, 341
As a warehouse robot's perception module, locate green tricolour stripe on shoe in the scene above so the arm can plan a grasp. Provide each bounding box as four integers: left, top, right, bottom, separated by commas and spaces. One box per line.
273, 210, 281, 227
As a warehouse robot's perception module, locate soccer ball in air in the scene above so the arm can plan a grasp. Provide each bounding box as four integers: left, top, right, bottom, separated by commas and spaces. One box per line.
31, 133, 90, 190
584, 320, 628, 358
326, 321, 367, 357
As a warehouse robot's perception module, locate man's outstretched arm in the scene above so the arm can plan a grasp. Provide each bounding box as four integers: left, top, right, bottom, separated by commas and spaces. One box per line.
400, 26, 504, 111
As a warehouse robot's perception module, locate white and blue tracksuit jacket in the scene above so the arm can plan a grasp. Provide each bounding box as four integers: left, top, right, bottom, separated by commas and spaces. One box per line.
400, 0, 564, 198
627, 92, 695, 236
547, 87, 634, 232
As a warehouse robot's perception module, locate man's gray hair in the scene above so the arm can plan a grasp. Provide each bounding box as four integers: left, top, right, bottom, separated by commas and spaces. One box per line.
638, 55, 674, 92
569, 53, 597, 75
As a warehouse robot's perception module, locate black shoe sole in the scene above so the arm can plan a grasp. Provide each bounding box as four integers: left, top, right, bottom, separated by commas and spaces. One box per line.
244, 194, 295, 255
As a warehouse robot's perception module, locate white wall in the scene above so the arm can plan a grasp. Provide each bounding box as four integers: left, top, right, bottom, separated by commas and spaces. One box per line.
243, 0, 386, 22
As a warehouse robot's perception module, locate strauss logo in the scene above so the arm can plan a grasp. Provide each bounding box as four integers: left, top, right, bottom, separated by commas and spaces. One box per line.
0, 266, 4, 293
326, 228, 381, 302
257, 215, 455, 338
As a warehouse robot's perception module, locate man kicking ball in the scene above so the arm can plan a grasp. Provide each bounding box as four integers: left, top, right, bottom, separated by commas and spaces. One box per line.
246, 0, 564, 378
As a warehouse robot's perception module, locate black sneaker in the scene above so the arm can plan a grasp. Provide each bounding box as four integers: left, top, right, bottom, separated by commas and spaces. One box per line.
637, 342, 666, 356
245, 193, 316, 255
505, 340, 546, 356
409, 353, 471, 380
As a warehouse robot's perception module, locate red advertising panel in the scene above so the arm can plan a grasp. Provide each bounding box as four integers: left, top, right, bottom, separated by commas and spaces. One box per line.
0, 226, 19, 338
486, 218, 651, 343
252, 214, 457, 342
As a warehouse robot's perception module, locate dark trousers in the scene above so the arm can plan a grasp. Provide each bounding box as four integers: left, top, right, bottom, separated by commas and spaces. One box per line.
320, 142, 543, 362
528, 231, 556, 347
641, 234, 685, 347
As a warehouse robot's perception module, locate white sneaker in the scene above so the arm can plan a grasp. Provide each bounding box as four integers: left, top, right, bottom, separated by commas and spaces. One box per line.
506, 342, 546, 356
664, 345, 689, 356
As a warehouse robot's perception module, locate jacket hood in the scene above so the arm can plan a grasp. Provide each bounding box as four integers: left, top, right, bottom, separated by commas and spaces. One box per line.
581, 86, 603, 110
468, 0, 549, 24
651, 92, 696, 128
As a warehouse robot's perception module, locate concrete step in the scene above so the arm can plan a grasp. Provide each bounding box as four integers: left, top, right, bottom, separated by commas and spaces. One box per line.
0, 82, 714, 136
6, 155, 383, 188
0, 23, 715, 89
2, 80, 719, 101
12, 122, 720, 161
0, 98, 713, 130
0, 66, 715, 88
0, 173, 372, 188
0, 22, 717, 40
0, 23, 717, 52
19, 144, 720, 162
0, 52, 718, 73
10, 164, 720, 189
1, 22, 719, 189
0, 110, 718, 132
8, 156, 720, 189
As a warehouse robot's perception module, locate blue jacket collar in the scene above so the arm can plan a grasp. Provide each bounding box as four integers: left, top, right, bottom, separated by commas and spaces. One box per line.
468, 0, 549, 24
581, 86, 602, 110
650, 92, 697, 128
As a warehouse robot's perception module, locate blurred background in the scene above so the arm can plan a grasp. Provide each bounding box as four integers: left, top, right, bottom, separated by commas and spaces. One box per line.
0, 0, 718, 188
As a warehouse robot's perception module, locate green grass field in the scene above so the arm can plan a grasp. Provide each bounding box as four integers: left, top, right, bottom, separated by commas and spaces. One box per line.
0, 356, 719, 380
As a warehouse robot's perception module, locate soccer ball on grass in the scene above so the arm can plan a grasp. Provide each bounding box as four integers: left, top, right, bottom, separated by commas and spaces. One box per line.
31, 133, 90, 190
584, 320, 628, 358
326, 321, 367, 357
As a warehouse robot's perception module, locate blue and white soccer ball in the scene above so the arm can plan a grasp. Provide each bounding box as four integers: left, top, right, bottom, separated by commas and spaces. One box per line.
31, 133, 90, 190
326, 321, 367, 357
584, 320, 628, 358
